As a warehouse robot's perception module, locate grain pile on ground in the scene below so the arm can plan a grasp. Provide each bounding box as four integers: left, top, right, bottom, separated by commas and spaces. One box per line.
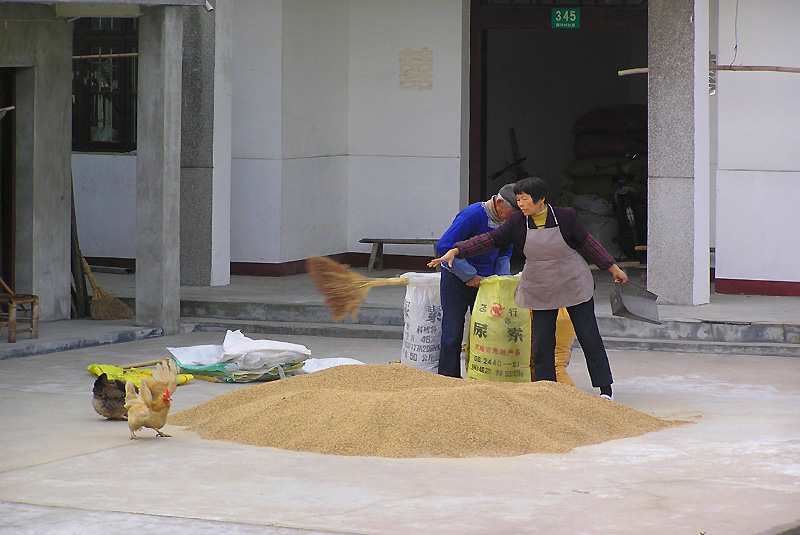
170, 363, 685, 458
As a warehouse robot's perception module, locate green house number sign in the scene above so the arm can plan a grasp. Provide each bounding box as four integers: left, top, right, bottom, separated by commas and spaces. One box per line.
552, 8, 580, 29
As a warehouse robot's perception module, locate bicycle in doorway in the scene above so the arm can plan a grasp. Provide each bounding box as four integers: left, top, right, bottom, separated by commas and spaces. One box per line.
595, 153, 646, 262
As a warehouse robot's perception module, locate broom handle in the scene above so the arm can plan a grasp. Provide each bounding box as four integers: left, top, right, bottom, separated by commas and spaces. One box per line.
120, 358, 169, 369
364, 276, 409, 287
81, 257, 102, 293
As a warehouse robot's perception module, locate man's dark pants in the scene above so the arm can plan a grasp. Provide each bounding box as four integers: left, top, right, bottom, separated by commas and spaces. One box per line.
438, 268, 478, 378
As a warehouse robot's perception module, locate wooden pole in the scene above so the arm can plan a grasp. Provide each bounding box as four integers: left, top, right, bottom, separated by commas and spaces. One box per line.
120, 359, 168, 369
618, 65, 800, 76
72, 52, 139, 60
617, 67, 649, 76
712, 65, 800, 73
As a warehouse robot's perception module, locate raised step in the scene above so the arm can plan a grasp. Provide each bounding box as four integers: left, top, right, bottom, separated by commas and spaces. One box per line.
177, 300, 800, 347
596, 316, 800, 346
181, 318, 404, 340
180, 318, 800, 357
180, 300, 404, 327
601, 336, 800, 357
0, 325, 163, 361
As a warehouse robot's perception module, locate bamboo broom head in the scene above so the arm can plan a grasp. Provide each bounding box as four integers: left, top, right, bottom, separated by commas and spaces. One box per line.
90, 286, 135, 320
306, 256, 408, 323
81, 257, 135, 320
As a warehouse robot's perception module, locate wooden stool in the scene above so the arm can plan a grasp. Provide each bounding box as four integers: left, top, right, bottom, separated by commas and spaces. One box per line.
359, 238, 440, 271
0, 277, 39, 343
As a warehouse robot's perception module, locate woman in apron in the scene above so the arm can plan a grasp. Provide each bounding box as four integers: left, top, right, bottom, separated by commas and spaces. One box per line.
428, 177, 627, 400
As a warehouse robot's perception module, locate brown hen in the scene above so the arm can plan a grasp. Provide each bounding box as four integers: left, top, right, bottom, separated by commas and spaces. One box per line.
92, 373, 128, 420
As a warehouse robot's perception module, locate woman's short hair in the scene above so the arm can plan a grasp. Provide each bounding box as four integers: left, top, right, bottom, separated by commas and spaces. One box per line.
513, 176, 548, 202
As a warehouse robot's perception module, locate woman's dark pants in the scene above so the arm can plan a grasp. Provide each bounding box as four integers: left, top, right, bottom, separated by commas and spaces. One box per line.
531, 298, 612, 387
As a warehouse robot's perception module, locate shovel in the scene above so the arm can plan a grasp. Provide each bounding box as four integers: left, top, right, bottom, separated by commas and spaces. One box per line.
610, 282, 661, 325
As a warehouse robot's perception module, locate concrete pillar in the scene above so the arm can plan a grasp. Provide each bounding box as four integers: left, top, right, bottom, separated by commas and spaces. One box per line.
136, 6, 183, 333
180, 0, 232, 286
0, 8, 72, 320
647, 0, 710, 305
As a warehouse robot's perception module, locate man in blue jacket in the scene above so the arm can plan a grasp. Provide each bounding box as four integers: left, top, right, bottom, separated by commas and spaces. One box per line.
435, 183, 518, 377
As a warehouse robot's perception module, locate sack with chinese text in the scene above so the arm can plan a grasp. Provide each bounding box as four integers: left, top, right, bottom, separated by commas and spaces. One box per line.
465, 276, 531, 382
400, 272, 442, 373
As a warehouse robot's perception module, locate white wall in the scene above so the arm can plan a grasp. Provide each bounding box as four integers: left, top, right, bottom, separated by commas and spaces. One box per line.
280, 0, 349, 261
708, 0, 718, 257
211, 0, 233, 285
714, 0, 800, 283
229, 159, 283, 262
282, 1, 349, 161
74, 0, 472, 265
229, 0, 283, 263
692, 0, 710, 304
233, 0, 468, 262
72, 153, 137, 259
347, 0, 467, 257
230, 0, 350, 263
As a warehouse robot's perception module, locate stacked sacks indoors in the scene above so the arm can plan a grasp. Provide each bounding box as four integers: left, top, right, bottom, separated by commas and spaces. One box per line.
556, 104, 648, 260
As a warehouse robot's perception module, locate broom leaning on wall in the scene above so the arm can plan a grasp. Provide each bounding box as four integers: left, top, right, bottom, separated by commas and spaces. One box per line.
81, 257, 135, 320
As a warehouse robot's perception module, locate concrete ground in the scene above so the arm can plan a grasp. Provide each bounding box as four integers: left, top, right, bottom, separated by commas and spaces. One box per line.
1, 328, 799, 534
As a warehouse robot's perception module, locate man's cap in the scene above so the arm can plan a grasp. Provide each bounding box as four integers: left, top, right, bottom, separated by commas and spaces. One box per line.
497, 183, 519, 210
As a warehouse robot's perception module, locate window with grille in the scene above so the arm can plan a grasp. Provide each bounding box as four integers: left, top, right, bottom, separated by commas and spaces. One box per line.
72, 18, 138, 153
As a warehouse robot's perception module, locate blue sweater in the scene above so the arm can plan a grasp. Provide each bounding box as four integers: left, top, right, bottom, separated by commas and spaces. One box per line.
436, 202, 513, 281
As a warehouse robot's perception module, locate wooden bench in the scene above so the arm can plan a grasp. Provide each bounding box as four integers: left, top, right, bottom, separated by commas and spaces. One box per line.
359, 238, 439, 272
0, 277, 39, 343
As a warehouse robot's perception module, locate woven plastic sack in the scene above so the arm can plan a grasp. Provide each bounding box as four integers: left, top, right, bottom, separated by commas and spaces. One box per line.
563, 155, 645, 178
167, 330, 310, 382
465, 276, 531, 382
221, 330, 311, 371
571, 104, 647, 139
400, 272, 442, 373
573, 194, 622, 259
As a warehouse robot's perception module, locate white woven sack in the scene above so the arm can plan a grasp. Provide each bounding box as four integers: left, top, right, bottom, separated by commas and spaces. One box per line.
573, 195, 621, 259
221, 330, 311, 372
400, 272, 442, 373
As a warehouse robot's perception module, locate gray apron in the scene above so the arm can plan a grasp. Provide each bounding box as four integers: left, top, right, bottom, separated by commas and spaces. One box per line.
514, 205, 595, 310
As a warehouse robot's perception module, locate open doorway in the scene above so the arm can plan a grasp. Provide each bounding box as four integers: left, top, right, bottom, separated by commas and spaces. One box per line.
470, 2, 647, 262
0, 69, 15, 288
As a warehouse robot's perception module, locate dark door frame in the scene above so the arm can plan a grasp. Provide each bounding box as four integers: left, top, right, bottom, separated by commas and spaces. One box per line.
0, 68, 15, 288
468, 3, 647, 203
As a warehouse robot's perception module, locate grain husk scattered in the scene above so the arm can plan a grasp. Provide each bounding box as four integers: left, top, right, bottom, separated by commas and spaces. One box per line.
169, 363, 686, 458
